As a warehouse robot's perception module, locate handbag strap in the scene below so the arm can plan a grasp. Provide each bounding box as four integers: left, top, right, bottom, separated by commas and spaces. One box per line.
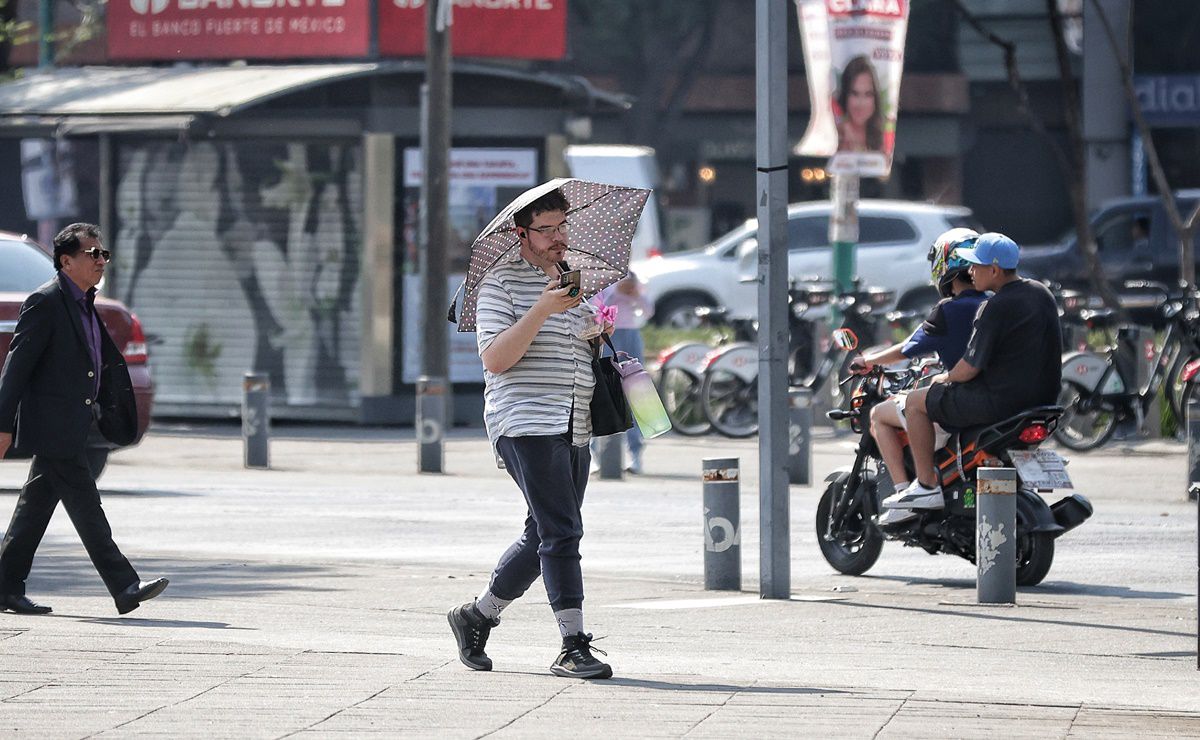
592, 333, 620, 360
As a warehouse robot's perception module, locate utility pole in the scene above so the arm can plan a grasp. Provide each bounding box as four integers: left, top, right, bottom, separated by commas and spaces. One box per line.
417, 0, 452, 473
756, 0, 790, 600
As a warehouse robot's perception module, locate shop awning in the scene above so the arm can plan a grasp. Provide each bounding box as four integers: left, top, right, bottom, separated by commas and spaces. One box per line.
0, 62, 630, 136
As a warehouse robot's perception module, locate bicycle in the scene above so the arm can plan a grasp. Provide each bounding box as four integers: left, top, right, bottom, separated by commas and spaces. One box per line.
697, 281, 893, 438
654, 306, 755, 436
1054, 288, 1198, 449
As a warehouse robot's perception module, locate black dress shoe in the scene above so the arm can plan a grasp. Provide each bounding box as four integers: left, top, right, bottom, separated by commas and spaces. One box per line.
115, 578, 169, 615
1, 594, 52, 615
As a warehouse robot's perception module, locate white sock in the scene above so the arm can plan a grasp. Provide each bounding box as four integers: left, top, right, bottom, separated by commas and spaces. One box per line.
894, 482, 908, 494
475, 590, 512, 620
554, 608, 584, 638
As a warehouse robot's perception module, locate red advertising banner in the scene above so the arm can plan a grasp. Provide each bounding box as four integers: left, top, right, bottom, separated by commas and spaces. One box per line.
379, 0, 566, 60
108, 0, 370, 61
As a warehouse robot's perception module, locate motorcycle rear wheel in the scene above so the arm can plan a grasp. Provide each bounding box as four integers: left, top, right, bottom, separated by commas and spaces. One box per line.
1053, 380, 1117, 451
1015, 531, 1055, 586
815, 475, 884, 576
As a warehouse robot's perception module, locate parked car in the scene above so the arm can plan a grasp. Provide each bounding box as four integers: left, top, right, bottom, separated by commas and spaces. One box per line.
0, 232, 153, 479
1021, 191, 1200, 308
632, 200, 982, 327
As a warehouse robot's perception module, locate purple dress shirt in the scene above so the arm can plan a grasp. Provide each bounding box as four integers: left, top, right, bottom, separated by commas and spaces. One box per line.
58, 272, 102, 400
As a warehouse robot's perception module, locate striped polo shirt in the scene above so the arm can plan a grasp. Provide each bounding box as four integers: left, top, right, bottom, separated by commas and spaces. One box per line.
476, 252, 596, 449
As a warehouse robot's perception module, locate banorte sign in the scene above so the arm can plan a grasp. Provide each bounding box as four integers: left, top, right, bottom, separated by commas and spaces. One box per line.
379, 0, 566, 60
108, 0, 370, 60
108, 0, 565, 61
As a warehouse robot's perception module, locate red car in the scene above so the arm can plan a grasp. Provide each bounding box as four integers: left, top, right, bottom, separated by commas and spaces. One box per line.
0, 231, 153, 478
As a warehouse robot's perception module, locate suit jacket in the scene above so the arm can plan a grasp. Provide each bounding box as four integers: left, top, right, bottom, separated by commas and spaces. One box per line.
0, 277, 139, 459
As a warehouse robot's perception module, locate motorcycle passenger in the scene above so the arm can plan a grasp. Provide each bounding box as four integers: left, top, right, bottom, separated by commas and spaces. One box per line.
851, 228, 987, 526
882, 233, 1063, 516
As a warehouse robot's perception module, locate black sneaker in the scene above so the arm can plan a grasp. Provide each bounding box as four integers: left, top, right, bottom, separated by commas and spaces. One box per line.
550, 633, 612, 679
447, 602, 499, 671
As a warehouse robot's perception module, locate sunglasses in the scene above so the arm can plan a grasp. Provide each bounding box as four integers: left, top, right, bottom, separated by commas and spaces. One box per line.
77, 247, 111, 261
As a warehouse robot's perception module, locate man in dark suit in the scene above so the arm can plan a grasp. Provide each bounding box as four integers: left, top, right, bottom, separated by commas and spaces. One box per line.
0, 223, 167, 616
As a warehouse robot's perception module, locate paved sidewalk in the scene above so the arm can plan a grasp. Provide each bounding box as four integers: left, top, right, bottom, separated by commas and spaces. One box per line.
0, 426, 1196, 738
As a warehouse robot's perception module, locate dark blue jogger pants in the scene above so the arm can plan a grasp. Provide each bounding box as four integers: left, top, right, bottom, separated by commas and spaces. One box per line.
489, 433, 590, 612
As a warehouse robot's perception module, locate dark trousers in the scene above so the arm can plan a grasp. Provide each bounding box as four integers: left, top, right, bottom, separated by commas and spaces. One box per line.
0, 452, 138, 598
490, 434, 590, 612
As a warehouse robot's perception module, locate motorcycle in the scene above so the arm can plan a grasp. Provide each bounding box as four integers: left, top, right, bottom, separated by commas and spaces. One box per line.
817, 330, 1093, 586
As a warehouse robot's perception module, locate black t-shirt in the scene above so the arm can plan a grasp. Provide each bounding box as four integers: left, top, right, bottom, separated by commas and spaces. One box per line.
962, 279, 1063, 417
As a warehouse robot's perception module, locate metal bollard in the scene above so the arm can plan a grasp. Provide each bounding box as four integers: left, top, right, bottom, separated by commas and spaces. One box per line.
242, 372, 270, 469
1188, 398, 1200, 502
976, 467, 1017, 604
598, 433, 624, 480
788, 387, 813, 485
416, 375, 446, 474
703, 457, 741, 590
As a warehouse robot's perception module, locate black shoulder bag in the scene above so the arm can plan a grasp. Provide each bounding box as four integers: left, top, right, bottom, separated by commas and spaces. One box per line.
590, 334, 634, 437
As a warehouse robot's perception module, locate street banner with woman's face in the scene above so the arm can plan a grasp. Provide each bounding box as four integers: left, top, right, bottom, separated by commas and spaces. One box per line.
794, 0, 910, 178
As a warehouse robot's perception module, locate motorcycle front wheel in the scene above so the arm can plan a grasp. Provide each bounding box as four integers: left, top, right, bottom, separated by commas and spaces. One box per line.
700, 369, 759, 438
1053, 380, 1117, 451
815, 474, 884, 576
1015, 531, 1055, 586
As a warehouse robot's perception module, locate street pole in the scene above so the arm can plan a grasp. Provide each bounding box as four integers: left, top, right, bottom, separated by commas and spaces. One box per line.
418, 0, 451, 473
38, 0, 54, 68
830, 173, 859, 302
755, 0, 790, 600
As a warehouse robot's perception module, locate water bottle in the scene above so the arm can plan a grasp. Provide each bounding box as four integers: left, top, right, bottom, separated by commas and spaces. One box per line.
617, 357, 673, 438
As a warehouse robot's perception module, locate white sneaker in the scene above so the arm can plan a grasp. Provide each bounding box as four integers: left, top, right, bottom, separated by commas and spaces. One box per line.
876, 508, 918, 527
624, 450, 643, 475
882, 480, 944, 510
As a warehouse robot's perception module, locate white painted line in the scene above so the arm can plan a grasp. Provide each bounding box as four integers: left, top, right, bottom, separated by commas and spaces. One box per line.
607, 594, 848, 610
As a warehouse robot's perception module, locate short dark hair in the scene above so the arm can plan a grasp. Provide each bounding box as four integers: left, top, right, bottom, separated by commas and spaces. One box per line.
1002, 268, 1018, 277
53, 223, 102, 270
514, 189, 570, 230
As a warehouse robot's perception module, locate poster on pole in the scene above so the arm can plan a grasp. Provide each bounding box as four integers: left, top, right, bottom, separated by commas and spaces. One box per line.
794, 0, 911, 178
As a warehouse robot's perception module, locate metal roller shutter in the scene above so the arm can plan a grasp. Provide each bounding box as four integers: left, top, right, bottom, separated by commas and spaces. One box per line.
113, 138, 364, 416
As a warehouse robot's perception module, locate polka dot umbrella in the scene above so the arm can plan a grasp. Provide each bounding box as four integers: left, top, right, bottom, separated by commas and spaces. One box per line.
448, 178, 652, 332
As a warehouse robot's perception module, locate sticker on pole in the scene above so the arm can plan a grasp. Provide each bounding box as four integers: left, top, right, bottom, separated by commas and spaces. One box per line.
1008, 450, 1073, 489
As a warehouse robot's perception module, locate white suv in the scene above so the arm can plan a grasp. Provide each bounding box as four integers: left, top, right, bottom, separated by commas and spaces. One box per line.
634, 200, 983, 327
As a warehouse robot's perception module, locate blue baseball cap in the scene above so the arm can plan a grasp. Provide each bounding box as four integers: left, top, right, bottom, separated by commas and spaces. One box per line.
955, 232, 1019, 270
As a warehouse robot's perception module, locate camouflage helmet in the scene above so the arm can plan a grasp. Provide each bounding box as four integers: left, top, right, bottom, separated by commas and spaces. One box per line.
927, 227, 980, 298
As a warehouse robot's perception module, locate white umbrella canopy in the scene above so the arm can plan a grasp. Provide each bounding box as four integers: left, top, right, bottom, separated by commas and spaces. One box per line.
448, 177, 651, 332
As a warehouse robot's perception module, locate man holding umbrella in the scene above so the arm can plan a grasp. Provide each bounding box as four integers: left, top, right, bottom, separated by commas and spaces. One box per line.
447, 187, 614, 680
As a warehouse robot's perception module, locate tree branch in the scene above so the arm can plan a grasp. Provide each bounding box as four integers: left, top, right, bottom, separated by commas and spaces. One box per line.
1044, 0, 1125, 313
1088, 0, 1197, 290
951, 0, 1123, 312
658, 0, 719, 138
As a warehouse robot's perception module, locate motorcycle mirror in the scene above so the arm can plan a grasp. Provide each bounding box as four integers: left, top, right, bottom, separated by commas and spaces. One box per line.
832, 328, 858, 351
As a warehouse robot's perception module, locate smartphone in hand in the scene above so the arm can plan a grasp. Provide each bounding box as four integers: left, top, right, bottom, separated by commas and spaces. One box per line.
559, 269, 582, 298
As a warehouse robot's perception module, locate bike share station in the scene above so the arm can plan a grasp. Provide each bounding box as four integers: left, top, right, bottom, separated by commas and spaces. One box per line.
691, 0, 1108, 606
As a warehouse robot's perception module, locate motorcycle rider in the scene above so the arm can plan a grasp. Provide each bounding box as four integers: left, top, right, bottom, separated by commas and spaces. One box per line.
881, 233, 1063, 515
851, 228, 987, 525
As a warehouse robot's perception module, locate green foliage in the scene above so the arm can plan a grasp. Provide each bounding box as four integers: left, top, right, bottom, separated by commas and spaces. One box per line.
1160, 385, 1179, 439
640, 325, 723, 362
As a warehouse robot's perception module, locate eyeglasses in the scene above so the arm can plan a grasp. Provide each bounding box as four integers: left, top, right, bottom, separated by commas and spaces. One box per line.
525, 221, 569, 238
78, 247, 111, 261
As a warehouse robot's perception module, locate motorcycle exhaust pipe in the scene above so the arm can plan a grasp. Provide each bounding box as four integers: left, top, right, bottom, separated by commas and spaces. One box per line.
1050, 493, 1093, 536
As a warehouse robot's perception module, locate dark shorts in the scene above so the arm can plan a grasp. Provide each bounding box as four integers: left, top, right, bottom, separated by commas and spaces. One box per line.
925, 382, 999, 430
